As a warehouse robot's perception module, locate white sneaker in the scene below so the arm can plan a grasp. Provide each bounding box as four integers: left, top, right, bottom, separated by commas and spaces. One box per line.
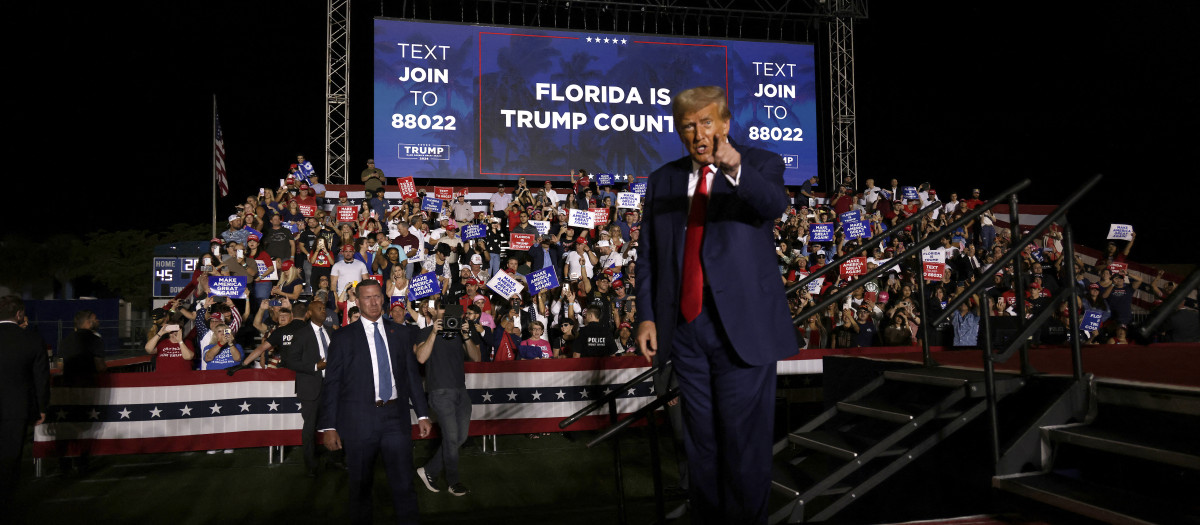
207, 450, 218, 455
223, 449, 234, 454
416, 467, 439, 493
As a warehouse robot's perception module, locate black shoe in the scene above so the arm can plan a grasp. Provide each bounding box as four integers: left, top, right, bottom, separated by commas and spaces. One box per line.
327, 460, 349, 471
448, 483, 470, 496
416, 467, 439, 493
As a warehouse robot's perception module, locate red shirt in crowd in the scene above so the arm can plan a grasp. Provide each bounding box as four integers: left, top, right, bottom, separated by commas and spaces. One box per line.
155, 339, 195, 374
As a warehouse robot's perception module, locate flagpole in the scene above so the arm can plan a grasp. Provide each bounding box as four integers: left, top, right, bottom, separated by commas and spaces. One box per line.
212, 94, 217, 239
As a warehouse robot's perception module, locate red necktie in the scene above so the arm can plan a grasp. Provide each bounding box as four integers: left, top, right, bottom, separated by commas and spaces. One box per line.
680, 166, 712, 322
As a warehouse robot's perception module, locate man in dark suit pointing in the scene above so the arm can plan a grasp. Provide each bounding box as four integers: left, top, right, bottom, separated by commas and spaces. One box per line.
320, 280, 431, 524
635, 86, 795, 524
0, 296, 49, 506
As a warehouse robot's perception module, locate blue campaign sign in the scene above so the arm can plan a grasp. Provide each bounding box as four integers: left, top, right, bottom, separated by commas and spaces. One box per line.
809, 223, 834, 243
421, 196, 444, 213
243, 226, 263, 239
526, 266, 561, 295
844, 219, 870, 240
208, 276, 248, 299
407, 272, 442, 301
461, 223, 486, 241
596, 173, 615, 186
631, 181, 647, 195
902, 186, 918, 200
1080, 309, 1105, 332
839, 210, 861, 224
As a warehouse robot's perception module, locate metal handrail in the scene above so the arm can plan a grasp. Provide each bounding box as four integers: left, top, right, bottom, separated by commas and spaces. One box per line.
928, 174, 1103, 328
791, 178, 1033, 328
1138, 267, 1200, 340
586, 387, 681, 448
784, 202, 940, 296
558, 361, 664, 429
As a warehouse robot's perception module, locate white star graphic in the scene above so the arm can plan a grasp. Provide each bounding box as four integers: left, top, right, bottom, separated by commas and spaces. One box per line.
507, 391, 518, 401
649, 385, 655, 394
267, 400, 279, 411
180, 405, 193, 416
603, 387, 613, 396
149, 407, 162, 418
611, 39, 619, 45
579, 389, 590, 398
481, 392, 493, 403
556, 390, 566, 400
239, 401, 252, 412
210, 403, 222, 415
627, 388, 637, 396
56, 409, 67, 420
119, 407, 132, 419
87, 409, 100, 420
603, 38, 610, 43
621, 38, 627, 45
531, 391, 542, 401
296, 402, 303, 411
586, 37, 592, 43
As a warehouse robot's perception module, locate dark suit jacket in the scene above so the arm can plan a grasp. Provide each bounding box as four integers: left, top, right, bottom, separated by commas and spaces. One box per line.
318, 317, 429, 440
280, 322, 324, 402
526, 244, 564, 275
0, 323, 49, 422
633, 146, 796, 366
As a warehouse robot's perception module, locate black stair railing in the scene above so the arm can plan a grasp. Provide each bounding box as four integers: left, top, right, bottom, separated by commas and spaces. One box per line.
558, 361, 671, 524
1137, 267, 1200, 340
789, 178, 1033, 370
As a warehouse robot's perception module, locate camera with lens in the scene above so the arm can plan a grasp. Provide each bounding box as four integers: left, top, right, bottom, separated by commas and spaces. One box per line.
439, 304, 464, 339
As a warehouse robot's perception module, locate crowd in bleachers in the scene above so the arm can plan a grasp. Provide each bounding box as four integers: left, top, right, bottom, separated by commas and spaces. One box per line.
144, 161, 1199, 372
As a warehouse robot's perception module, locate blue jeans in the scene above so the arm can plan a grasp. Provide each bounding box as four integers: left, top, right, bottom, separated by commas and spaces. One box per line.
981, 225, 996, 252
489, 252, 501, 277
253, 281, 274, 301
423, 388, 472, 485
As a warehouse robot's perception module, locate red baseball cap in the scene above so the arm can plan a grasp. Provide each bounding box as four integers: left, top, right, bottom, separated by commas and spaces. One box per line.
280, 260, 294, 271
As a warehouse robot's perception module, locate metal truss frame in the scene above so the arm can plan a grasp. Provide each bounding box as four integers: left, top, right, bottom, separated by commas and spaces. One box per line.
325, 0, 351, 184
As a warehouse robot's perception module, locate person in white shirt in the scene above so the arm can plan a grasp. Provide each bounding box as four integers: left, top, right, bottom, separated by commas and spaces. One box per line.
564, 239, 597, 282
330, 245, 369, 295
543, 180, 560, 205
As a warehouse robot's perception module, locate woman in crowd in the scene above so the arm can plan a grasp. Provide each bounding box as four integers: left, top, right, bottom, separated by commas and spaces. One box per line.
385, 265, 409, 299
272, 260, 304, 301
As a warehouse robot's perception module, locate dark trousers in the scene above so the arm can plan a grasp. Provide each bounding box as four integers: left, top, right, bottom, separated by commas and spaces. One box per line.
672, 298, 777, 525
0, 419, 27, 508
300, 396, 320, 470
423, 388, 472, 485
344, 406, 420, 525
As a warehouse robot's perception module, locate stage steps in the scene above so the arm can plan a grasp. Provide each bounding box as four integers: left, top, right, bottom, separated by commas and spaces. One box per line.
768, 366, 1026, 523
993, 381, 1200, 524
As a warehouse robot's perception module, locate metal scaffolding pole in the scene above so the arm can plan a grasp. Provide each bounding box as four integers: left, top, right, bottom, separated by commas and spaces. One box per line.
826, 0, 864, 192
325, 0, 351, 185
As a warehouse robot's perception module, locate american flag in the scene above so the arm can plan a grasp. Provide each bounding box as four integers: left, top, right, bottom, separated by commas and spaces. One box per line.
214, 100, 229, 197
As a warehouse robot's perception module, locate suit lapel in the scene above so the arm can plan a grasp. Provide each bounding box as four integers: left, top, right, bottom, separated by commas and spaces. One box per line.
665, 156, 692, 273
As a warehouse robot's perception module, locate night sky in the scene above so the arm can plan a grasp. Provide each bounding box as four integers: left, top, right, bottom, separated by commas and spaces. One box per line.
11, 0, 1196, 264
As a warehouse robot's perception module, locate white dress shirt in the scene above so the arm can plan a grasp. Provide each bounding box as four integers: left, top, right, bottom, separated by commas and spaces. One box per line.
311, 322, 328, 377
363, 318, 398, 402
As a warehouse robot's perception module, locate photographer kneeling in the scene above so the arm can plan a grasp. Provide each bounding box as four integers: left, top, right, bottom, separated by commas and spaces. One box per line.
414, 302, 482, 497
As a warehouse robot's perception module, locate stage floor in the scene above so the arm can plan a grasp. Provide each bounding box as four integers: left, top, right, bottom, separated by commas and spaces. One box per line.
842, 343, 1200, 390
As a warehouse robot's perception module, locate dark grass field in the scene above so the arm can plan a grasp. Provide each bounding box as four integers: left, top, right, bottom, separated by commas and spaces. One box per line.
10, 428, 686, 525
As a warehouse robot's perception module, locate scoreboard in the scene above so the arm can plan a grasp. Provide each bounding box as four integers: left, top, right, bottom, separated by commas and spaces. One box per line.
152, 257, 198, 298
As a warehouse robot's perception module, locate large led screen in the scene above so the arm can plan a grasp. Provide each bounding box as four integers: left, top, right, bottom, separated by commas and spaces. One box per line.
374, 18, 818, 184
